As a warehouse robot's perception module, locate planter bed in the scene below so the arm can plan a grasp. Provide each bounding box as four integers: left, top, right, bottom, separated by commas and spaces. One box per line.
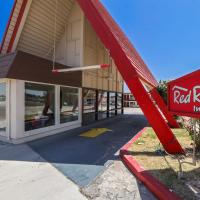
124, 127, 200, 200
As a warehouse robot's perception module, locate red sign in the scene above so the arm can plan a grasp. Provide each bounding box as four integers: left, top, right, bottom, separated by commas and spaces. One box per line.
168, 69, 200, 118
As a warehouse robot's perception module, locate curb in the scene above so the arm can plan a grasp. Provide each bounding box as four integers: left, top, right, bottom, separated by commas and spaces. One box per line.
120, 128, 182, 200
120, 127, 147, 155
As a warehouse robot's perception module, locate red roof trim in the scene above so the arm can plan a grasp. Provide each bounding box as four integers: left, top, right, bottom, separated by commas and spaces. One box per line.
0, 0, 17, 53
7, 0, 28, 53
77, 0, 158, 87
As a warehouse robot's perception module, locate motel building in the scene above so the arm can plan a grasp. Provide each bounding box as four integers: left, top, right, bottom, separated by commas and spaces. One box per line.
0, 0, 124, 143
0, 0, 184, 155
123, 93, 139, 108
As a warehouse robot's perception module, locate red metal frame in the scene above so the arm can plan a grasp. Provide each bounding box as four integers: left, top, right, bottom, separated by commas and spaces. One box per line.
77, 0, 184, 154
150, 88, 180, 128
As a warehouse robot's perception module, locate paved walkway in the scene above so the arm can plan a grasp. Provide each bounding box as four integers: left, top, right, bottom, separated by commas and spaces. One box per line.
0, 142, 86, 200
0, 108, 156, 200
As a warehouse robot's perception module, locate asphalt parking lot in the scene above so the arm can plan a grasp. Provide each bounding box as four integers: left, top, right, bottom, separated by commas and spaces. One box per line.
28, 108, 148, 187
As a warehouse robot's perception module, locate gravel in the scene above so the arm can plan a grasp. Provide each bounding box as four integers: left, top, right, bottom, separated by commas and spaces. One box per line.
81, 160, 157, 200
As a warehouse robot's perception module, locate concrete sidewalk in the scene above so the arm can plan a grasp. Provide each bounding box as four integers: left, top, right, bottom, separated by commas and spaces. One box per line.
0, 142, 87, 200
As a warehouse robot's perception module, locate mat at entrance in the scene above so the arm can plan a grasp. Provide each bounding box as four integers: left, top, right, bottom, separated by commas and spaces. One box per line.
79, 128, 111, 138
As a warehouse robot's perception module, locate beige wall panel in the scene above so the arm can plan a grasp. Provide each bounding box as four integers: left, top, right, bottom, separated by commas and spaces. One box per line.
72, 21, 81, 40
16, 0, 75, 59
97, 77, 103, 91
68, 2, 82, 22
75, 40, 81, 55
84, 47, 97, 65
55, 2, 81, 66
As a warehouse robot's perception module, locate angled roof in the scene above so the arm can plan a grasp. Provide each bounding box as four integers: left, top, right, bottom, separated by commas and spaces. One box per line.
0, 0, 158, 87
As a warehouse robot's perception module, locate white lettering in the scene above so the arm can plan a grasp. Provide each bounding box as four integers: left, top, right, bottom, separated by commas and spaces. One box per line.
172, 85, 200, 104
185, 91, 191, 103
194, 106, 200, 112
174, 90, 180, 104
193, 86, 200, 103
172, 86, 188, 92
173, 86, 190, 104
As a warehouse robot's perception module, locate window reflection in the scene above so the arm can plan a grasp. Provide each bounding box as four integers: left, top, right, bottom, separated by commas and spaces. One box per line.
83, 89, 96, 124
117, 93, 122, 108
83, 89, 96, 113
0, 83, 6, 131
109, 92, 116, 117
98, 91, 107, 119
25, 83, 55, 131
60, 87, 79, 123
117, 93, 122, 114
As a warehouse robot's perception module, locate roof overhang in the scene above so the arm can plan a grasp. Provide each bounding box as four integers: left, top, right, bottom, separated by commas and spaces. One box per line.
0, 51, 82, 87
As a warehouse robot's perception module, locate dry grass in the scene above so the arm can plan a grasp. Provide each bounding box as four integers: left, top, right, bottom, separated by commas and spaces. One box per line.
129, 128, 200, 200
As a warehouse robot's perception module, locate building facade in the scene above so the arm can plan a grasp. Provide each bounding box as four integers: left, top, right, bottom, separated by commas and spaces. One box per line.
0, 0, 183, 154
0, 1, 123, 143
123, 93, 139, 108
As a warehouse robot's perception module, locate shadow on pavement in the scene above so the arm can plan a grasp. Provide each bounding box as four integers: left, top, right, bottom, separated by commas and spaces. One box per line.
1, 111, 148, 187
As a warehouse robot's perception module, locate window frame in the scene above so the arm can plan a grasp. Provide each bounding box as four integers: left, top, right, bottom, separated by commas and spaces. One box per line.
60, 85, 79, 124
108, 92, 117, 117
0, 79, 9, 137
97, 90, 108, 120
24, 81, 81, 135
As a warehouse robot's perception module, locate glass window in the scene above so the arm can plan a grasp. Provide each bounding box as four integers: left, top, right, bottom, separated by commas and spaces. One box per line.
0, 83, 6, 131
117, 93, 122, 108
109, 93, 116, 110
98, 91, 107, 119
83, 89, 96, 113
117, 93, 122, 114
109, 92, 116, 117
83, 89, 96, 125
60, 87, 79, 123
25, 82, 55, 131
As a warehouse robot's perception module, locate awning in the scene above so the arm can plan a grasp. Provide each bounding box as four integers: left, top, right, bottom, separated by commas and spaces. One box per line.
0, 51, 82, 87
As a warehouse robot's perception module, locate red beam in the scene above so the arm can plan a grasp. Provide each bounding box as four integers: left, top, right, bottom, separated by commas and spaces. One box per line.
127, 78, 184, 154
150, 88, 180, 128
77, 0, 184, 154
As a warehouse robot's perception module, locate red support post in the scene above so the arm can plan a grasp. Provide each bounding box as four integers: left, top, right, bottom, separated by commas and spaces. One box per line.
150, 88, 180, 128
77, 0, 185, 154
126, 78, 184, 154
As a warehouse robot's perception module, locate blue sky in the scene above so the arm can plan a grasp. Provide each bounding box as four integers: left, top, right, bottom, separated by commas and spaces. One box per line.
1, 0, 200, 92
